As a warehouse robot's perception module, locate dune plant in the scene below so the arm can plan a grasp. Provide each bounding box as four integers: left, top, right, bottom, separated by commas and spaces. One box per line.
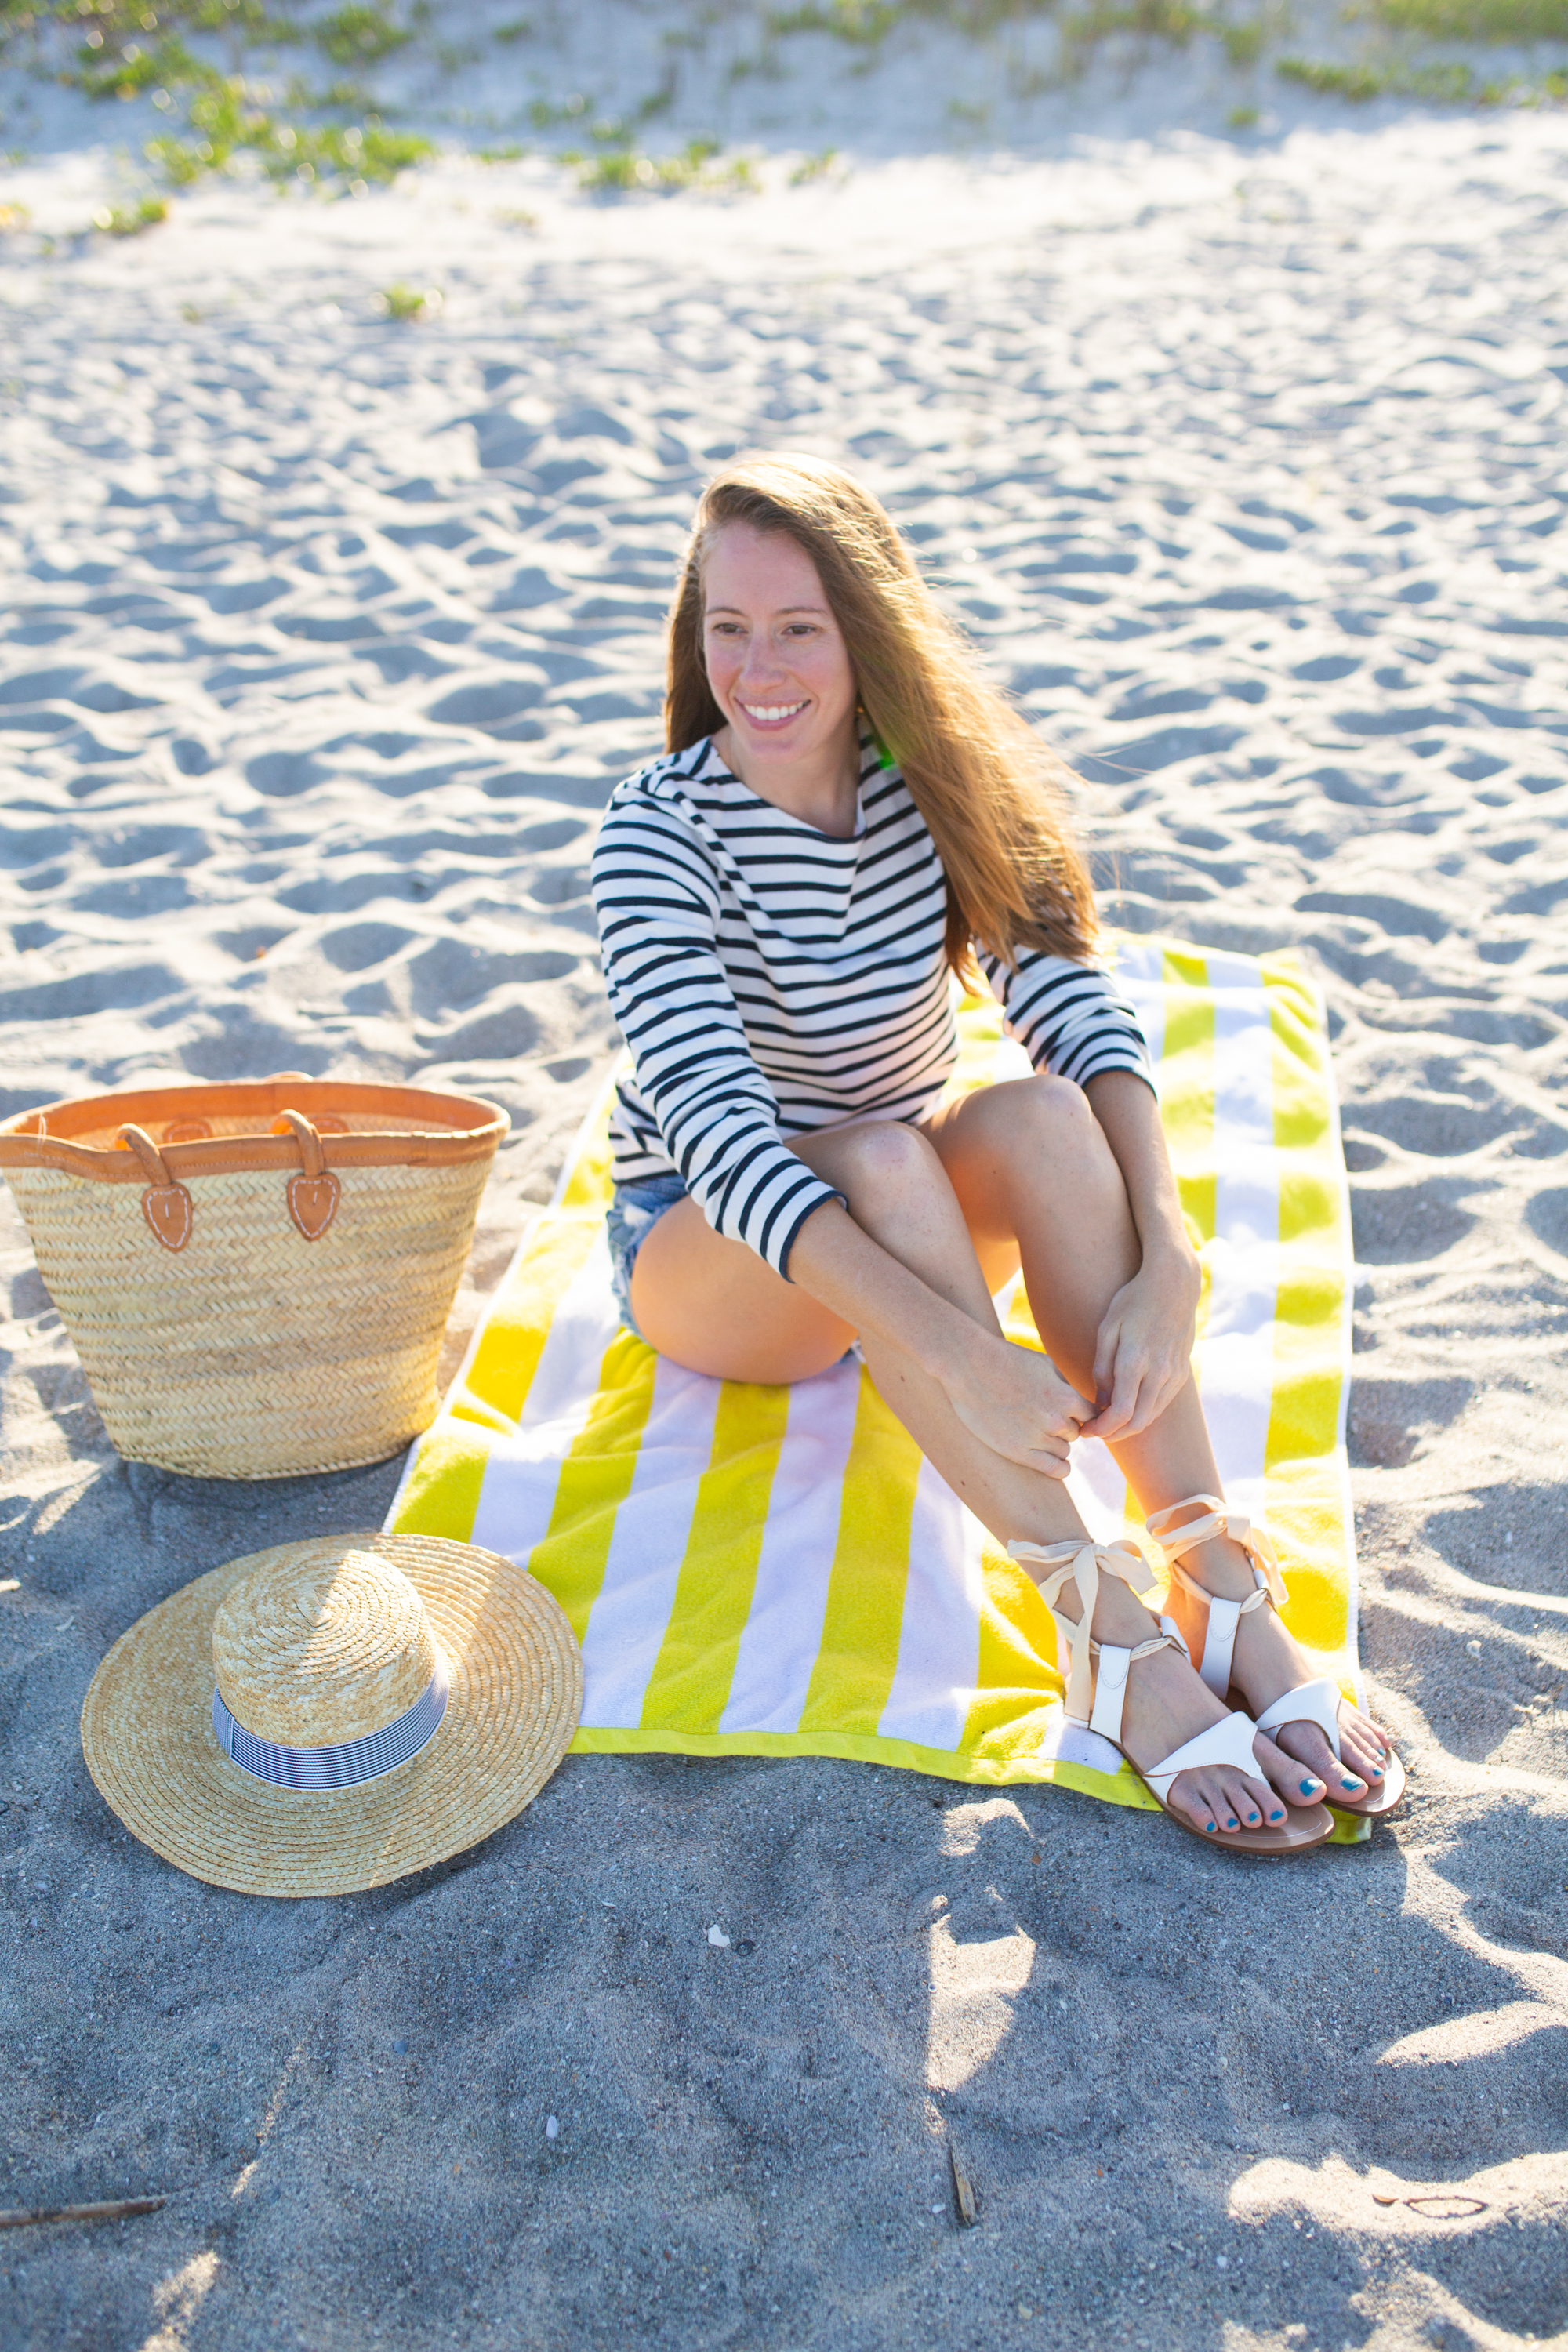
1278, 50, 1566, 93
376, 278, 437, 318
313, 4, 410, 66
1367, 0, 1568, 31
146, 96, 428, 188
753, 0, 1567, 103
92, 192, 169, 231
0, 2, 434, 196
575, 136, 758, 193
766, 0, 904, 37
1, 0, 1563, 176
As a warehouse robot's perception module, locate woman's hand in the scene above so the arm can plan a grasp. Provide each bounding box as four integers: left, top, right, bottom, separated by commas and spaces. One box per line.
943, 1330, 1094, 1478
1079, 1243, 1200, 1443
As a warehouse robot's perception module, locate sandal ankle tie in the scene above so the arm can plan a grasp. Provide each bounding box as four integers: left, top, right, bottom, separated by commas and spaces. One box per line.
1007, 1537, 1156, 1726
1144, 1496, 1288, 1696
1145, 1495, 1287, 1602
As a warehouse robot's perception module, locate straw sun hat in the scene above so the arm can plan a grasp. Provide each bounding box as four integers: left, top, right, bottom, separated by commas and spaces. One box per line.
80, 1534, 582, 1897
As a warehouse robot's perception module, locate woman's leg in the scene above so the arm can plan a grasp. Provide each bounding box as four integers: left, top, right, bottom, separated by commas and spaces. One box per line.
924, 1074, 1392, 1799
632, 1119, 1305, 1834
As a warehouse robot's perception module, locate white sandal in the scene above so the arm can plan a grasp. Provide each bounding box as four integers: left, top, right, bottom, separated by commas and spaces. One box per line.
1009, 1535, 1333, 1857
1145, 1495, 1405, 1820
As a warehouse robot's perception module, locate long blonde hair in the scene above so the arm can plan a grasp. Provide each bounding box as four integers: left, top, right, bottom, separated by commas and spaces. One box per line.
665, 452, 1098, 970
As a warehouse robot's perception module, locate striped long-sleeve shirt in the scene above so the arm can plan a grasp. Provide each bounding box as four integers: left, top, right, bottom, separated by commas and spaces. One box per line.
590, 732, 1152, 1279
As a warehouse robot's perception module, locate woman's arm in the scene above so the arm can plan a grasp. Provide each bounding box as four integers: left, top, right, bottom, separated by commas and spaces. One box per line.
1078, 1068, 1201, 1441
786, 1200, 1093, 1476
978, 942, 1197, 1442
782, 1069, 1197, 1468
593, 789, 843, 1273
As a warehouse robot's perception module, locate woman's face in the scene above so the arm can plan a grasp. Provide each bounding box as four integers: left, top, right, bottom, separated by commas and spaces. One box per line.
701, 521, 858, 777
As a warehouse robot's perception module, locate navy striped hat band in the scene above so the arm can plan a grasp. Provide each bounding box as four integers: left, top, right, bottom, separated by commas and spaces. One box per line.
212, 1652, 450, 1791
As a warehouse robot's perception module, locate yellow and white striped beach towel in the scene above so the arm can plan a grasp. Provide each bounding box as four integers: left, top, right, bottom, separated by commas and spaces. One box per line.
388, 936, 1368, 1842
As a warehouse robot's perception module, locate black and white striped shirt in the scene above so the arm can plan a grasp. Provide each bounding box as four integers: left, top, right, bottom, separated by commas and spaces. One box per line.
591, 733, 1151, 1278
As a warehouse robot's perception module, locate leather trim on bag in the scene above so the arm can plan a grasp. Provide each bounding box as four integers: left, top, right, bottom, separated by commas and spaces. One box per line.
0, 1079, 508, 1181
141, 1181, 194, 1252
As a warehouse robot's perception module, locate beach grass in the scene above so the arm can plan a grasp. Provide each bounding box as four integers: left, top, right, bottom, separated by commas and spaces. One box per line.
0, 0, 1563, 209
757, 0, 1568, 55
572, 135, 760, 192
91, 191, 169, 232
0, 1, 435, 197
1278, 49, 1567, 94
375, 277, 437, 318
1368, 0, 1568, 31
746, 0, 1567, 113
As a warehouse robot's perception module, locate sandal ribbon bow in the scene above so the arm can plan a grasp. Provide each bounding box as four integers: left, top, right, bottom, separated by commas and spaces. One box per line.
1007, 1537, 1156, 1725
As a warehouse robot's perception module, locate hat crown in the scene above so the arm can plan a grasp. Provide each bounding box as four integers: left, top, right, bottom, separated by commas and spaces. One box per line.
212, 1541, 437, 1748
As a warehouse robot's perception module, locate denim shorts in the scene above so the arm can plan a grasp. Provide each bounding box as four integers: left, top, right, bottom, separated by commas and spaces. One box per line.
605, 1171, 689, 1340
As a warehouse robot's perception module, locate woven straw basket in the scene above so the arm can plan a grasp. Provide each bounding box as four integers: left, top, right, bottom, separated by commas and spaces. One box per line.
0, 1075, 506, 1480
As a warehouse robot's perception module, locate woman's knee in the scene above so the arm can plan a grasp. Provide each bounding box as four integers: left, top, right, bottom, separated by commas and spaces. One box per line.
997, 1076, 1112, 1167
1018, 1073, 1094, 1130
958, 1077, 1127, 1224
814, 1116, 949, 1207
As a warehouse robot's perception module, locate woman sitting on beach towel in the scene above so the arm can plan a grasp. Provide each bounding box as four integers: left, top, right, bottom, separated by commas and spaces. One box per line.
590, 452, 1400, 1855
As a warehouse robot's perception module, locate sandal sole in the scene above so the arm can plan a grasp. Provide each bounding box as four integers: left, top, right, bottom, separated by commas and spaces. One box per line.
1327, 1748, 1406, 1820
1157, 1798, 1335, 1857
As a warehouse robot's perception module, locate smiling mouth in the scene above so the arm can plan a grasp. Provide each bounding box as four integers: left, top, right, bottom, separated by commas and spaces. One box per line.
738, 699, 808, 723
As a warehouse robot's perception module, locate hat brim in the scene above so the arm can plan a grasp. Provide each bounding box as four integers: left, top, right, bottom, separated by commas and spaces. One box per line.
80, 1534, 583, 1898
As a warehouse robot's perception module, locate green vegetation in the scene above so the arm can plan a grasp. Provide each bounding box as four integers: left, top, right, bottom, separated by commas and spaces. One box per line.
1278, 50, 1566, 96
525, 93, 589, 129
787, 143, 840, 180
92, 192, 169, 230
147, 96, 429, 190
751, 0, 1568, 107
766, 1, 905, 41
1277, 54, 1384, 93
0, 2, 432, 201
313, 5, 411, 67
376, 278, 434, 318
1217, 16, 1264, 63
0, 0, 1563, 201
575, 136, 759, 194
1369, 0, 1568, 34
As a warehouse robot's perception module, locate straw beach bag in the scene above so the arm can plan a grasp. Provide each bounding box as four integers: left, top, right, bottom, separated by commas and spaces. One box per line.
0, 1076, 506, 1481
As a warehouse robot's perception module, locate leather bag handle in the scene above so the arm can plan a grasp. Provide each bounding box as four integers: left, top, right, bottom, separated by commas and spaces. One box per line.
118, 1124, 194, 1254
271, 1109, 342, 1242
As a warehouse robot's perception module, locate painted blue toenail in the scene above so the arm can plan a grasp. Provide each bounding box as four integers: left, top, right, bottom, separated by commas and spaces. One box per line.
1206, 1821, 1217, 1833
1270, 1811, 1285, 1822
1341, 1777, 1359, 1790
1300, 1779, 1317, 1795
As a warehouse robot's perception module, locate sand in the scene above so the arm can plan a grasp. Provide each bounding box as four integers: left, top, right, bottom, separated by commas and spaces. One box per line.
2, 59, 1566, 2352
